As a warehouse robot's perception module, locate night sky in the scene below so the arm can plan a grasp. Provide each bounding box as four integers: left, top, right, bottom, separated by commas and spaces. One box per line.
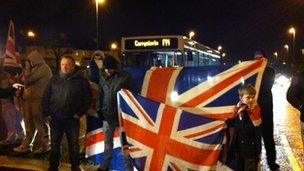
1, 0, 304, 60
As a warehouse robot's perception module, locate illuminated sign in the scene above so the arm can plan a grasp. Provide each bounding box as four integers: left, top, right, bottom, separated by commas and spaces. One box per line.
162, 39, 170, 46
134, 40, 159, 47
125, 38, 178, 50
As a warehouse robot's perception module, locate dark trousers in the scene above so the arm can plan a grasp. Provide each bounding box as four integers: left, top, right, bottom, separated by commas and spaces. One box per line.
49, 117, 80, 168
261, 113, 277, 166
236, 157, 258, 171
99, 121, 133, 171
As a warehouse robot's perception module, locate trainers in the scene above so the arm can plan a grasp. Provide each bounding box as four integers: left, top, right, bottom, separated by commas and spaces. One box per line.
13, 145, 31, 153
33, 146, 51, 154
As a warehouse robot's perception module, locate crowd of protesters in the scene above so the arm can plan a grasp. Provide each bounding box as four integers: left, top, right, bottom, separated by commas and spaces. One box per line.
3, 49, 302, 171
0, 50, 135, 171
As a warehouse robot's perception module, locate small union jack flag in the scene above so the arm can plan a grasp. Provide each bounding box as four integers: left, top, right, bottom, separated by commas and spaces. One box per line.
85, 128, 126, 170
2, 20, 23, 83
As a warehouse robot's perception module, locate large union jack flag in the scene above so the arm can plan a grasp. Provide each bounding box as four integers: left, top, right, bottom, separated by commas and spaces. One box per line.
118, 58, 266, 170
119, 90, 225, 170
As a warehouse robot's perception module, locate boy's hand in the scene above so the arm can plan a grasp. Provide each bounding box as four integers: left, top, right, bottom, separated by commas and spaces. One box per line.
237, 103, 248, 113
12, 83, 24, 90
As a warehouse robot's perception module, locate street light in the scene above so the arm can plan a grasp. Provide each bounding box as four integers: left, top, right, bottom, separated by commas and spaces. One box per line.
110, 42, 119, 57
26, 30, 37, 47
288, 26, 296, 63
284, 44, 289, 51
27, 30, 36, 38
284, 44, 289, 63
111, 43, 117, 50
274, 52, 278, 59
189, 31, 195, 39
95, 0, 106, 50
289, 27, 296, 35
217, 45, 222, 51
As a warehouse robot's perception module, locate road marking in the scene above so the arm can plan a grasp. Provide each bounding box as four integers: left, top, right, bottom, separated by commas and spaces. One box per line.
280, 135, 301, 171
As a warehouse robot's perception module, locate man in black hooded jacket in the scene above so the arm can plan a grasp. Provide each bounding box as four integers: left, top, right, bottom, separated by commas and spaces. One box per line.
97, 56, 134, 171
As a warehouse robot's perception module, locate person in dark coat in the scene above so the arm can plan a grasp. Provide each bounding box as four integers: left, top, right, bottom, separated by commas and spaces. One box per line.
287, 70, 304, 148
97, 56, 134, 171
42, 55, 92, 171
254, 50, 279, 170
86, 50, 105, 131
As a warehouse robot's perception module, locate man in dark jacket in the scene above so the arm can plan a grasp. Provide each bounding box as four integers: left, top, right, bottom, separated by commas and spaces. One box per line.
254, 50, 279, 170
42, 55, 92, 171
97, 56, 134, 171
287, 71, 304, 148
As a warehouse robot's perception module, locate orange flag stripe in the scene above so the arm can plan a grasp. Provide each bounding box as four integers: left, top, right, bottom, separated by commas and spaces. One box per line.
146, 68, 176, 103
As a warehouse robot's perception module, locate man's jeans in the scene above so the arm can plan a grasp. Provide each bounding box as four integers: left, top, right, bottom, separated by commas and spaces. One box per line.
49, 117, 80, 168
100, 121, 133, 171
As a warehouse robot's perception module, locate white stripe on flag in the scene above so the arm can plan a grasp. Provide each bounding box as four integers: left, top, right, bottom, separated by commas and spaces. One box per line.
86, 136, 121, 157
86, 128, 103, 137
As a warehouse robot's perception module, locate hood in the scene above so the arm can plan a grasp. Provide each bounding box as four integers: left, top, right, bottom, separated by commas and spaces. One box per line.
92, 50, 105, 59
27, 51, 45, 66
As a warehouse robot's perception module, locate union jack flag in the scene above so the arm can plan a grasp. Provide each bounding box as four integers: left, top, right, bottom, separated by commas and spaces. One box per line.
119, 90, 225, 170
118, 59, 267, 170
2, 20, 23, 83
85, 128, 126, 170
